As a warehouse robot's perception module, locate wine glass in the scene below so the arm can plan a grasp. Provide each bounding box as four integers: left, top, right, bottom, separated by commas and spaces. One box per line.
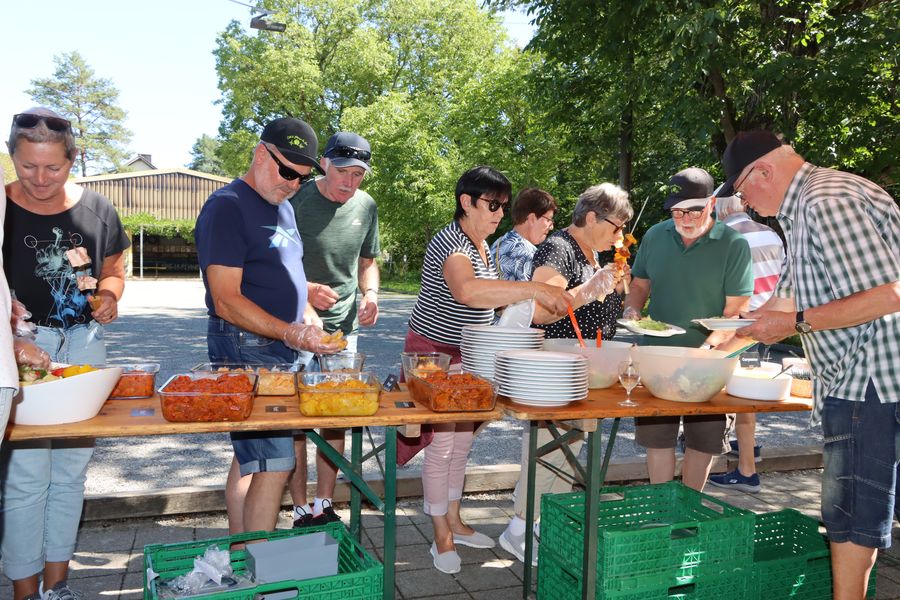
618, 361, 640, 407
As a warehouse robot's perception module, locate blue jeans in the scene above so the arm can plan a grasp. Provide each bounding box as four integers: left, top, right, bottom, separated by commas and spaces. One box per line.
821, 381, 900, 549
0, 322, 105, 580
206, 317, 298, 476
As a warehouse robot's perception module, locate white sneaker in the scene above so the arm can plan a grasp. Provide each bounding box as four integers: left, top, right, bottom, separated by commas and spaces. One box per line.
498, 523, 539, 566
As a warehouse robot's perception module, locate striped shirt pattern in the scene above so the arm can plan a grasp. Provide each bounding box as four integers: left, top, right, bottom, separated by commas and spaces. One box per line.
722, 213, 785, 310
408, 221, 498, 347
773, 163, 900, 424
491, 229, 536, 282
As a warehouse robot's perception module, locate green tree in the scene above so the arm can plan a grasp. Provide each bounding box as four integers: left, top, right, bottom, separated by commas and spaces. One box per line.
522, 0, 899, 217
213, 0, 533, 265
28, 51, 132, 176
187, 134, 228, 176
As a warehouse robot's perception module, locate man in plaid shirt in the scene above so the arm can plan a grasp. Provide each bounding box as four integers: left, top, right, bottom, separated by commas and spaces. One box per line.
719, 130, 900, 600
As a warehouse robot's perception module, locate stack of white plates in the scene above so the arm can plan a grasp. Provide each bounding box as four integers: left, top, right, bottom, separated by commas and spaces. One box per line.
494, 350, 589, 407
461, 325, 545, 380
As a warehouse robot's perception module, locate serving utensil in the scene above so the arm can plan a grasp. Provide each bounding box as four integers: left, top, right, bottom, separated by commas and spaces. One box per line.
567, 304, 586, 348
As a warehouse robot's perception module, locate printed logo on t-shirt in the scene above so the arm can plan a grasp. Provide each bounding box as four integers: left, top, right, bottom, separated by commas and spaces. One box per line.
263, 225, 301, 249
24, 228, 94, 327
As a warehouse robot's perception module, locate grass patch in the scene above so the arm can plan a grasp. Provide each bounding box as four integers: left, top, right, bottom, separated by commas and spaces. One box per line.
381, 272, 421, 295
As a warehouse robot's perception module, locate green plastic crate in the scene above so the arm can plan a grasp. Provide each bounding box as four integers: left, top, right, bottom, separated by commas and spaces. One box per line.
537, 552, 750, 600
539, 482, 754, 589
143, 522, 382, 600
751, 509, 876, 600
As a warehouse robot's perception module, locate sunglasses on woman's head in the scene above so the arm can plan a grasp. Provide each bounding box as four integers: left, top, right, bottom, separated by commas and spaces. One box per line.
12, 113, 72, 132
263, 145, 313, 182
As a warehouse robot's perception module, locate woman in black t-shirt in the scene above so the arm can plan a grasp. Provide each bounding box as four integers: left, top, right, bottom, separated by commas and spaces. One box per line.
2, 107, 129, 600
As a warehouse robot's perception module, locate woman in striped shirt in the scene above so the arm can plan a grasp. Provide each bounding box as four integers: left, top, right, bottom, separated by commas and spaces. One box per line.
404, 166, 572, 574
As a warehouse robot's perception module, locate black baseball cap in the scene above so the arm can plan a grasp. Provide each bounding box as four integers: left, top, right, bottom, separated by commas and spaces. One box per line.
719, 130, 785, 196
663, 167, 715, 210
260, 117, 324, 174
323, 132, 371, 172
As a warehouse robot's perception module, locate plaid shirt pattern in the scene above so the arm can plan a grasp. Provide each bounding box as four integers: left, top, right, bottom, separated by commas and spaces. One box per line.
773, 163, 900, 424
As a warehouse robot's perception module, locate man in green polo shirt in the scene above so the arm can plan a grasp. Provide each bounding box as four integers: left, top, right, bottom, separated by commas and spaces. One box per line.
623, 167, 752, 491
287, 132, 380, 527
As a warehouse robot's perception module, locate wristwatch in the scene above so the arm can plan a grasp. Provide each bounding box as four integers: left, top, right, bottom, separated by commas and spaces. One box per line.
795, 310, 812, 334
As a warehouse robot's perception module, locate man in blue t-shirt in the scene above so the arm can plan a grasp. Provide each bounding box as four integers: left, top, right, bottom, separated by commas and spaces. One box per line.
195, 117, 345, 535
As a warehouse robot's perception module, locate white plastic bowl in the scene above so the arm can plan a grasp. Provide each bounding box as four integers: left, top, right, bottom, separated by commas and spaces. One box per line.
541, 338, 583, 351
11, 366, 123, 425
727, 361, 792, 401
631, 346, 738, 403
553, 340, 633, 388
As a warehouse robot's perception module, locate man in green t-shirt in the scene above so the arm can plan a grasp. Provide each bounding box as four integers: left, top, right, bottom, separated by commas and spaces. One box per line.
623, 167, 752, 493
287, 132, 380, 527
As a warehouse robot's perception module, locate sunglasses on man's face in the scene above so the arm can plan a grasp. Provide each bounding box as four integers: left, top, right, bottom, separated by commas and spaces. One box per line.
475, 196, 509, 212
263, 145, 313, 182
325, 145, 371, 163
13, 113, 72, 132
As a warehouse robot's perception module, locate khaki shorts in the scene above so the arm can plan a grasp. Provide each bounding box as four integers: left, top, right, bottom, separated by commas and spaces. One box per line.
634, 414, 733, 455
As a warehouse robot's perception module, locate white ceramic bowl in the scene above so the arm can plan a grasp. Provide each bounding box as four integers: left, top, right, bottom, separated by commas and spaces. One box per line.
553, 341, 633, 388
727, 361, 792, 401
631, 346, 738, 403
11, 366, 123, 425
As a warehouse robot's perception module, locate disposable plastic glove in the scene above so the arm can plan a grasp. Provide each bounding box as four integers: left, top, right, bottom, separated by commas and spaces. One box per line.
282, 322, 346, 354
10, 297, 36, 340
622, 306, 641, 322
13, 338, 50, 369
577, 264, 618, 304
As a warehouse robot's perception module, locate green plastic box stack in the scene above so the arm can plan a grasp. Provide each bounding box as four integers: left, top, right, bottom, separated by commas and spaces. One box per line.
143, 522, 382, 600
537, 482, 754, 599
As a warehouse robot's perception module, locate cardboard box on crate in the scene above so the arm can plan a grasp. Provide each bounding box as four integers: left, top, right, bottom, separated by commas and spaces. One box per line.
538, 482, 754, 598
752, 509, 875, 600
142, 522, 382, 600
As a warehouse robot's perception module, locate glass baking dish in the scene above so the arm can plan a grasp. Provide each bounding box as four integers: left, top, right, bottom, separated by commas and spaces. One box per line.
158, 372, 257, 422
297, 372, 380, 416
107, 363, 160, 399
407, 371, 497, 412
191, 362, 300, 396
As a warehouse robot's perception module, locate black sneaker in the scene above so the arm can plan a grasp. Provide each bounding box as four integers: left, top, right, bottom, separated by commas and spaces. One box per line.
310, 500, 342, 526
293, 512, 315, 528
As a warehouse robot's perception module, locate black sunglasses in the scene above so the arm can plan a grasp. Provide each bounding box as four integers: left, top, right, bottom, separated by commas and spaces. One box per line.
476, 196, 508, 212
12, 113, 72, 132
263, 145, 313, 182
325, 145, 371, 163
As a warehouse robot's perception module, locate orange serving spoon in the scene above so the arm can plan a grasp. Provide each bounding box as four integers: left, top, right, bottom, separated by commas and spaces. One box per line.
567, 303, 586, 348
596, 327, 603, 348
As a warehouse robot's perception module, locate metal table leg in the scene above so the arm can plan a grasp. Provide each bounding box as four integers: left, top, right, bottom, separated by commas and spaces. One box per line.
523, 419, 539, 599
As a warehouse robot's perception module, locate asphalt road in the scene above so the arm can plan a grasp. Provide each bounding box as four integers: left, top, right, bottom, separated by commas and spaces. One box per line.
86, 278, 821, 496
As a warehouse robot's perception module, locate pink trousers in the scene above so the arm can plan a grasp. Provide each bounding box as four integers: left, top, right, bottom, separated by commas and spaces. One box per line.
422, 421, 475, 516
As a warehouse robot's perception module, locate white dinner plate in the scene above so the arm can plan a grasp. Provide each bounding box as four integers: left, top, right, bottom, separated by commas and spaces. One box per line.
616, 319, 686, 338
692, 318, 757, 331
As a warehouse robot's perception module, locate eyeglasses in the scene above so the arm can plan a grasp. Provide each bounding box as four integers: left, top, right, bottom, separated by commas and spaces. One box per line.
476, 196, 509, 212
263, 145, 313, 182
732, 165, 757, 199
603, 217, 626, 233
670, 206, 708, 220
539, 215, 555, 225
325, 145, 371, 163
12, 113, 72, 132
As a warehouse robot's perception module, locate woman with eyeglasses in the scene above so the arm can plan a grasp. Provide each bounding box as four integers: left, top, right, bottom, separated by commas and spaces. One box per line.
401, 166, 573, 574
1, 107, 130, 600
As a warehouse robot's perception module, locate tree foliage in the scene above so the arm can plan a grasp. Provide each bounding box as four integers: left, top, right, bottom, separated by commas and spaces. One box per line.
120, 213, 196, 241
523, 0, 899, 227
187, 134, 227, 176
27, 51, 132, 177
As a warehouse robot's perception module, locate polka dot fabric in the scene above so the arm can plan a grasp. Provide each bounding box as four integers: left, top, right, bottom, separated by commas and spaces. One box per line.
531, 229, 624, 340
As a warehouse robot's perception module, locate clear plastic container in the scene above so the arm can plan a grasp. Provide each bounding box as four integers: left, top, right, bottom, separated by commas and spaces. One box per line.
108, 363, 160, 399
318, 352, 366, 373
400, 352, 451, 381
158, 372, 257, 422
407, 371, 496, 412
191, 362, 299, 396
298, 372, 380, 416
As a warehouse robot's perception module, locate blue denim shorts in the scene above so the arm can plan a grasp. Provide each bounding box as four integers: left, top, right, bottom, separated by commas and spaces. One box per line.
207, 317, 298, 475
821, 381, 900, 549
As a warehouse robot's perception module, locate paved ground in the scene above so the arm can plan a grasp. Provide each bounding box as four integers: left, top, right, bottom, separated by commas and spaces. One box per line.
89, 278, 821, 497
2, 470, 898, 599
